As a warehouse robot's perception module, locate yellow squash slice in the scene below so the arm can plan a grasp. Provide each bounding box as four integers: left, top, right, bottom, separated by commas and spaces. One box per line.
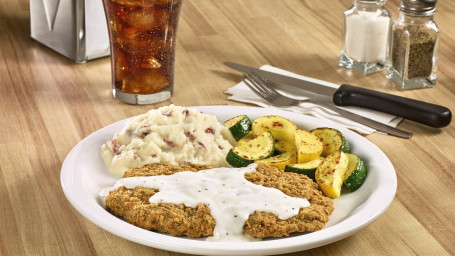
295, 129, 323, 163
311, 127, 350, 157
315, 150, 349, 199
251, 115, 297, 143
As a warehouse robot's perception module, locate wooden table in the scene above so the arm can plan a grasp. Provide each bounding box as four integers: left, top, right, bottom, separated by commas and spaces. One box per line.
1, 0, 454, 255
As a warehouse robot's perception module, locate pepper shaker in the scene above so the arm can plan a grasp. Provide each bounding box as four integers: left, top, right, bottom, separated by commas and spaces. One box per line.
339, 0, 392, 75
387, 0, 439, 90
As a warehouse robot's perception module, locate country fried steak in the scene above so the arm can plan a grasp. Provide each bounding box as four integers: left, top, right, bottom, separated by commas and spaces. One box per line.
104, 163, 334, 238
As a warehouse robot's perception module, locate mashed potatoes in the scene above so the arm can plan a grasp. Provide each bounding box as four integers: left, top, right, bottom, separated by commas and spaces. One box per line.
101, 105, 235, 176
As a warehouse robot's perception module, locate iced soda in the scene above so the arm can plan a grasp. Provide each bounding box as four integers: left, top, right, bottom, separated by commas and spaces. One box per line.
102, 0, 183, 104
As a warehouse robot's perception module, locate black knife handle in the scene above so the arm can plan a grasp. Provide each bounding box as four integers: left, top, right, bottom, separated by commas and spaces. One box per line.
333, 84, 452, 128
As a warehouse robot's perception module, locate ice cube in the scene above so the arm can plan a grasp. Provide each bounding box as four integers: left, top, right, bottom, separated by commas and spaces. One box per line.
116, 27, 149, 52
120, 8, 167, 31
144, 57, 162, 69
121, 69, 170, 94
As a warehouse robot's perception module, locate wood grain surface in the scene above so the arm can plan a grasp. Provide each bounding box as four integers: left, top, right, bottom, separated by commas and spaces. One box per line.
1, 0, 454, 255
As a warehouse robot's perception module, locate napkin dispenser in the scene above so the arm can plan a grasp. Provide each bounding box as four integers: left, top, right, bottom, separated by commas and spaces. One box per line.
30, 0, 110, 63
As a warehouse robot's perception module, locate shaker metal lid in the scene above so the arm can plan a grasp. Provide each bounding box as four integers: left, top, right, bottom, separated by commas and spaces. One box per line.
400, 0, 437, 15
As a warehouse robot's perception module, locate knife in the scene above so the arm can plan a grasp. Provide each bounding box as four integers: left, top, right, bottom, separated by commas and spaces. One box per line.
225, 62, 452, 128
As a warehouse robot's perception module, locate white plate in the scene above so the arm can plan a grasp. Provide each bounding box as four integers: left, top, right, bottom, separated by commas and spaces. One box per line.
61, 106, 396, 256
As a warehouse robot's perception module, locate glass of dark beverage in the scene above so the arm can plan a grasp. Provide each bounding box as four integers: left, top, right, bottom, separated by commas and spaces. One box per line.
102, 0, 183, 104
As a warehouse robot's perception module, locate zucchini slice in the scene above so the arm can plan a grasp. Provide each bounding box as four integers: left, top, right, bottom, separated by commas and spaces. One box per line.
224, 115, 252, 141
343, 153, 367, 192
226, 131, 275, 167
295, 129, 323, 163
284, 156, 324, 181
251, 115, 297, 143
236, 131, 256, 146
315, 150, 349, 199
311, 127, 350, 157
255, 151, 296, 170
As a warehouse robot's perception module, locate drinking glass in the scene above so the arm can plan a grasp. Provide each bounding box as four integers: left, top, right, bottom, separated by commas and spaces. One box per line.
102, 0, 183, 104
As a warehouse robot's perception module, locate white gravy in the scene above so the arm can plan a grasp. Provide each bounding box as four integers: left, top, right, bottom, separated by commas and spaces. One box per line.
102, 164, 310, 242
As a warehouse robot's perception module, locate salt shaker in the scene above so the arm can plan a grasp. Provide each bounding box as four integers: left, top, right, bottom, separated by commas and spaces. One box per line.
339, 0, 392, 75
387, 0, 439, 90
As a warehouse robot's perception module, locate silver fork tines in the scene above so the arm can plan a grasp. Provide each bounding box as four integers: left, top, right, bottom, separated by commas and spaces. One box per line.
243, 72, 298, 107
242, 71, 412, 139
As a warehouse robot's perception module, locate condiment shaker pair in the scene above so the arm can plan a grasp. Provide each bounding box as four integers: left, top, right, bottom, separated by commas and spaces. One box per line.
339, 0, 439, 90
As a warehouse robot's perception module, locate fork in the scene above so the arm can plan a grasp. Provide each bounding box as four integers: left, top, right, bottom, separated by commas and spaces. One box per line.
242, 72, 412, 139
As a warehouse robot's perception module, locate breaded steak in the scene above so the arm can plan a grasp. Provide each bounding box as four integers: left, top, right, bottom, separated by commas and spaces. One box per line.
104, 163, 334, 238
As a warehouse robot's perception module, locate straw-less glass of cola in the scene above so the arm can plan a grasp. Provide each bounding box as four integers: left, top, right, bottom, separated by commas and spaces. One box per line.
102, 0, 183, 104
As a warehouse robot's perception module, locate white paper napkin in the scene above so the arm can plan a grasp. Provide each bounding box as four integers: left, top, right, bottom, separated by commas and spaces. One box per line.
225, 65, 403, 135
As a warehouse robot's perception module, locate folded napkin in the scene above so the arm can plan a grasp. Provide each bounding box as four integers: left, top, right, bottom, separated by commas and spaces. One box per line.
225, 65, 403, 135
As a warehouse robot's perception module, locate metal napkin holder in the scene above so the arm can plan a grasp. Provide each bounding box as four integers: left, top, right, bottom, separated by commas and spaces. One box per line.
30, 0, 110, 63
